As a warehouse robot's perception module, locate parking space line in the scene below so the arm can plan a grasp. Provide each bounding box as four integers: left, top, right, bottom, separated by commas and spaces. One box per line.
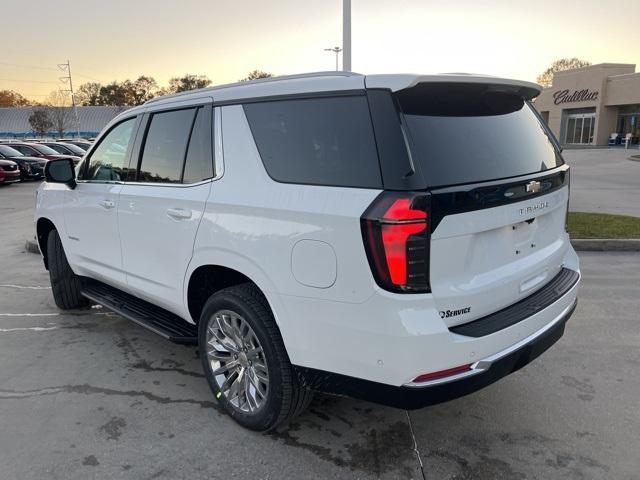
0, 285, 51, 290
0, 326, 58, 332
0, 313, 59, 317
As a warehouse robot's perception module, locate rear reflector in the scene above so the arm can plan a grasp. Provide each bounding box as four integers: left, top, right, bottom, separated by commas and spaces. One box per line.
412, 364, 472, 383
361, 192, 431, 293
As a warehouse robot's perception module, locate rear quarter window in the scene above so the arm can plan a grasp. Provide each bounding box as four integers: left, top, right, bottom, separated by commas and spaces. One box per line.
243, 96, 382, 189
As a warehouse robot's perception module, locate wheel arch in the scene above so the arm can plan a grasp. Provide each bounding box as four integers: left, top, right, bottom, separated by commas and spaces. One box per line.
185, 255, 286, 336
36, 217, 58, 270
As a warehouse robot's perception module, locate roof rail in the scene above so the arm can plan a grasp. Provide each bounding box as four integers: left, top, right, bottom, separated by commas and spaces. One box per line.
144, 71, 363, 105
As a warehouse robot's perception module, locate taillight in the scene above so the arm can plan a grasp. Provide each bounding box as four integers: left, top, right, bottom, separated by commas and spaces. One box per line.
361, 192, 431, 293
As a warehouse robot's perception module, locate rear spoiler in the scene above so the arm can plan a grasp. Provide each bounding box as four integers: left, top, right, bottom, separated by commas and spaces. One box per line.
365, 74, 542, 101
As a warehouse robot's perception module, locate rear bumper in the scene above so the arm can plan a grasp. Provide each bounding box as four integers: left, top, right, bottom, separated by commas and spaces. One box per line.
295, 298, 576, 409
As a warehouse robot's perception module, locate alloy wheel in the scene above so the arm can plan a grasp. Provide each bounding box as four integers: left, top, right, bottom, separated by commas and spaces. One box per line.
205, 310, 269, 413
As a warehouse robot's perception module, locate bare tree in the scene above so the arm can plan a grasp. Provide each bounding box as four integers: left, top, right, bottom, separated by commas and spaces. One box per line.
537, 58, 592, 88
46, 91, 75, 138
28, 108, 53, 137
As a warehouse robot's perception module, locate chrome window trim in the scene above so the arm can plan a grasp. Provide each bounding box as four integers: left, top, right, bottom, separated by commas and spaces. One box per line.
213, 106, 224, 181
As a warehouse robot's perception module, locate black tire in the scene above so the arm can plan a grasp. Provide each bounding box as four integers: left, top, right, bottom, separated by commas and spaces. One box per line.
47, 229, 89, 310
198, 283, 313, 431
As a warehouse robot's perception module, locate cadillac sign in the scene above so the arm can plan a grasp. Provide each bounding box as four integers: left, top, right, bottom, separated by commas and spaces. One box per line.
553, 89, 599, 105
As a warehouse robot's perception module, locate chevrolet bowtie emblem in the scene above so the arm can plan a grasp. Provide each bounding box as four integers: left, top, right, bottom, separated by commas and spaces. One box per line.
525, 180, 541, 193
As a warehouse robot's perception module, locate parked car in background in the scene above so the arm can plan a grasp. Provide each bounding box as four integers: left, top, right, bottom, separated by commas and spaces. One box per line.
0, 158, 20, 185
0, 145, 46, 180
39, 142, 87, 157
6, 143, 81, 163
61, 140, 93, 151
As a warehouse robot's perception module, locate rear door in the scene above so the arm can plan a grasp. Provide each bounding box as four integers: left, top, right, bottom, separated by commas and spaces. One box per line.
117, 103, 214, 315
396, 83, 570, 326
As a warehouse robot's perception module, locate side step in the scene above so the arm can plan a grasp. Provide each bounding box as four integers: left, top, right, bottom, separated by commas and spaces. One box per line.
80, 278, 198, 345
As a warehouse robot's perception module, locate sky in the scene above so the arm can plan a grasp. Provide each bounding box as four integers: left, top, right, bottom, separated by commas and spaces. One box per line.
1, 0, 639, 102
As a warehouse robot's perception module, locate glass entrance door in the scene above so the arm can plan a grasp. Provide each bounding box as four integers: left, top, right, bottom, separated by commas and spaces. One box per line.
564, 114, 595, 144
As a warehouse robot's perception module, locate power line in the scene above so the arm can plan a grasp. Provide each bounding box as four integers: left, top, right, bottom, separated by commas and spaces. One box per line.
0, 78, 59, 84
74, 72, 104, 83
0, 61, 58, 71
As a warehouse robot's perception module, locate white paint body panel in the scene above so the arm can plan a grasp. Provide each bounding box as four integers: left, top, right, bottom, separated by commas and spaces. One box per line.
63, 182, 127, 287
118, 181, 211, 316
430, 187, 570, 327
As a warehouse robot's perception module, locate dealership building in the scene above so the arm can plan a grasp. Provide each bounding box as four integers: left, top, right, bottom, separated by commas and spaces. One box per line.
534, 63, 640, 147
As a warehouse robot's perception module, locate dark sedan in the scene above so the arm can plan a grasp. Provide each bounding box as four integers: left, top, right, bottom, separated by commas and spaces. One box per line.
5, 143, 81, 163
39, 142, 87, 157
61, 140, 92, 151
0, 145, 46, 180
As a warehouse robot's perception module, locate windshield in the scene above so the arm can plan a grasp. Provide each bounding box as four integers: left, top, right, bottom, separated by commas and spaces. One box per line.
398, 83, 562, 188
32, 144, 62, 155
0, 145, 24, 157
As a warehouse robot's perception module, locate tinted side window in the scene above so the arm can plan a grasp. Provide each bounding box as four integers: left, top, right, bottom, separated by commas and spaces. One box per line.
138, 109, 195, 183
182, 107, 213, 184
48, 145, 66, 154
244, 96, 382, 188
84, 118, 136, 181
15, 146, 35, 155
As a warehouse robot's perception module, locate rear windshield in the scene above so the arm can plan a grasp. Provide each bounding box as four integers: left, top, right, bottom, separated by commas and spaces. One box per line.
398, 83, 562, 188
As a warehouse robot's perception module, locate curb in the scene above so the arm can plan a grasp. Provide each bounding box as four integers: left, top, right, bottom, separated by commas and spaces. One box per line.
571, 239, 640, 252
25, 238, 40, 254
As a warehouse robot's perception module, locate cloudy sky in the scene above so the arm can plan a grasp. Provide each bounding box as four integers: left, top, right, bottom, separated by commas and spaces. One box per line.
2, 0, 639, 101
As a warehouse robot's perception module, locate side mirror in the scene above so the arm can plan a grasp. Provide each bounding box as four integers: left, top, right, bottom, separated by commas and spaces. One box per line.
45, 158, 76, 189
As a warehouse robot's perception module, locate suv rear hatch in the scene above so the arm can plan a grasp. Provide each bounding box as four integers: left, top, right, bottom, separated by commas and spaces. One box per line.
363, 80, 571, 328
401, 82, 569, 327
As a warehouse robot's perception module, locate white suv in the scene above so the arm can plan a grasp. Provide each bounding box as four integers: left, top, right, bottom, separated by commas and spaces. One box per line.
35, 72, 580, 431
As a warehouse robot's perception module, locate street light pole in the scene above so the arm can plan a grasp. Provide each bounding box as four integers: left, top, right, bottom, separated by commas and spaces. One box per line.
343, 0, 351, 71
324, 47, 342, 71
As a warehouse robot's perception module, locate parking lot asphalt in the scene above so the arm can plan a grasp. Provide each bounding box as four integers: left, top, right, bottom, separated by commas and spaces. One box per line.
564, 148, 640, 218
1, 181, 639, 480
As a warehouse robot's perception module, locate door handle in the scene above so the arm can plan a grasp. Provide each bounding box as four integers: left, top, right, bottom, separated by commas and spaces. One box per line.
98, 199, 115, 210
166, 207, 192, 220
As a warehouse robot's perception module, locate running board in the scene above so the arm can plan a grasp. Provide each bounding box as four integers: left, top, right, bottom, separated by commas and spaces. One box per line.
80, 278, 198, 345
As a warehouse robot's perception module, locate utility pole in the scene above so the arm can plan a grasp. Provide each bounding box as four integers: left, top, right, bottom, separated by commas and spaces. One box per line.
342, 0, 351, 71
324, 47, 342, 71
58, 60, 80, 138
